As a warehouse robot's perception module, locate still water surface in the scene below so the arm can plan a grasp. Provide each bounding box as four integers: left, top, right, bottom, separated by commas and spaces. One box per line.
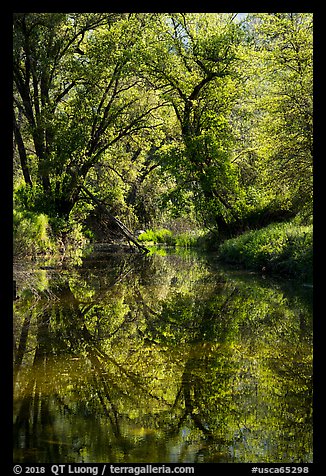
13, 250, 313, 463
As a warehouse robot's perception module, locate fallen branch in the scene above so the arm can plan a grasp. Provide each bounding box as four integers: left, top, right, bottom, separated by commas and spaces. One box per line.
79, 184, 149, 254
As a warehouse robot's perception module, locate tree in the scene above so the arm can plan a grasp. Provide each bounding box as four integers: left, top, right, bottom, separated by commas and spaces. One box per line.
246, 13, 313, 222
13, 12, 313, 249
13, 14, 113, 189
141, 13, 245, 230
13, 13, 168, 226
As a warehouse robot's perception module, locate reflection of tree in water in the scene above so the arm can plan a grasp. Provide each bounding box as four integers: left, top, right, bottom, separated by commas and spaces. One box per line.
14, 255, 173, 462
13, 253, 313, 463
14, 308, 62, 462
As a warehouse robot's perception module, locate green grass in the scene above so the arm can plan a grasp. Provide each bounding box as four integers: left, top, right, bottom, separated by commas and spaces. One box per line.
218, 222, 313, 281
13, 210, 56, 258
138, 228, 203, 249
138, 228, 174, 244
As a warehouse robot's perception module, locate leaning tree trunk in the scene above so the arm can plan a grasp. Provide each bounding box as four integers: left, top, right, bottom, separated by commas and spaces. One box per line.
80, 185, 149, 254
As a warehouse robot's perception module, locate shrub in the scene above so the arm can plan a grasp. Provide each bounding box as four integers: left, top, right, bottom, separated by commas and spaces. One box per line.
13, 209, 89, 265
59, 220, 89, 264
174, 233, 199, 248
13, 210, 56, 259
219, 222, 313, 281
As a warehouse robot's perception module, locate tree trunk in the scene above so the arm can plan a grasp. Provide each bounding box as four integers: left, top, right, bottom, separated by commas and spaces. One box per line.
80, 185, 149, 253
13, 114, 32, 186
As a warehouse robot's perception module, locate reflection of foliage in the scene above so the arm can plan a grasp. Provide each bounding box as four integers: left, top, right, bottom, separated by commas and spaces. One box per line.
13, 253, 312, 463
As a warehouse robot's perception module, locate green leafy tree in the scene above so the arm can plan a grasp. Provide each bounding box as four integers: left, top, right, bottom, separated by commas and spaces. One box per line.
141, 13, 245, 230
13, 12, 313, 250
13, 14, 114, 196
241, 13, 313, 222
13, 13, 168, 227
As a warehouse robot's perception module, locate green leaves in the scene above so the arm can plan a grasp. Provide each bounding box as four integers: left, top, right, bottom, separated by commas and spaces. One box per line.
219, 221, 313, 281
13, 12, 313, 248
244, 13, 313, 217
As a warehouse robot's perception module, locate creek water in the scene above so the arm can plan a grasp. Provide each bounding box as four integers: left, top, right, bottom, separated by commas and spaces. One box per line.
13, 249, 313, 463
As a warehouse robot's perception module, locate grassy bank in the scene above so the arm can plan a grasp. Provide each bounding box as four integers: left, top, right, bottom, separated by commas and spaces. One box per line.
137, 228, 205, 248
13, 209, 89, 265
218, 222, 313, 282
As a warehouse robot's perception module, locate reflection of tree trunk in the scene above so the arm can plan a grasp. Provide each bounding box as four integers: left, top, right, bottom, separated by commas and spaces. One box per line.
135, 288, 159, 317
14, 386, 34, 449
14, 307, 60, 459
87, 350, 123, 440
83, 324, 168, 405
60, 285, 131, 446
178, 359, 214, 440
14, 313, 32, 379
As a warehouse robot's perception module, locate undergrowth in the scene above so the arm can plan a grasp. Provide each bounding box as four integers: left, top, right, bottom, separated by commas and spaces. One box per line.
218, 221, 313, 281
138, 228, 203, 248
